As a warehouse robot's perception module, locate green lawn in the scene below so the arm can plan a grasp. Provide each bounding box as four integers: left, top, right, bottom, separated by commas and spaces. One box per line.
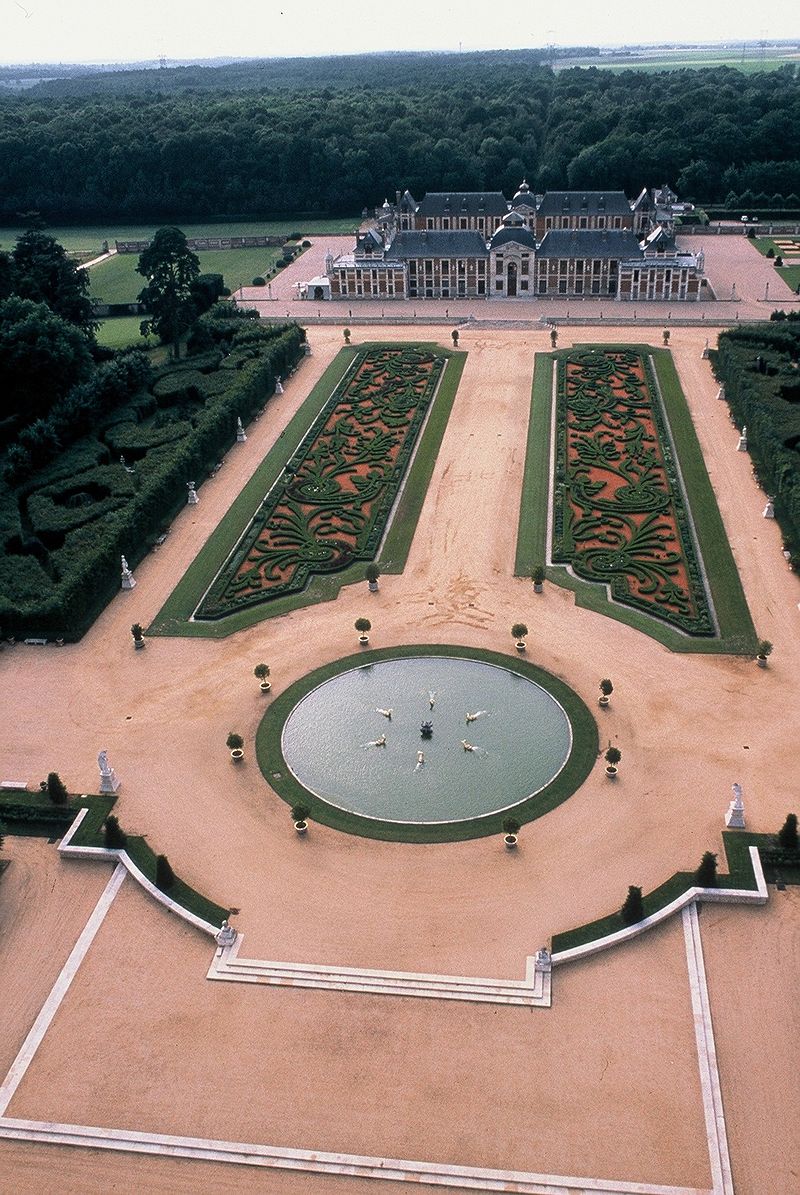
88, 245, 295, 305
516, 347, 756, 655
95, 315, 155, 350
575, 53, 797, 75
748, 238, 800, 293
0, 217, 358, 255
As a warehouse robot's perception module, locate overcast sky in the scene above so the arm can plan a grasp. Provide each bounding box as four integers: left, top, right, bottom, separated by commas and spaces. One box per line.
2, 0, 798, 65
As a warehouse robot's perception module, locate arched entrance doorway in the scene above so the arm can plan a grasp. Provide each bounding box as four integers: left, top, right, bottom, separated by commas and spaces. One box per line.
507, 262, 518, 297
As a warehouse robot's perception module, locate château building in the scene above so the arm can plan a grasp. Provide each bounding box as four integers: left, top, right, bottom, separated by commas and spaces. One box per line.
301, 183, 704, 303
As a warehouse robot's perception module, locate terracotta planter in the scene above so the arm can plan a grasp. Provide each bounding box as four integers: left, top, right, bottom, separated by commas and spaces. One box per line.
260, 680, 271, 693
598, 695, 609, 708
515, 641, 526, 653
605, 765, 618, 779
294, 820, 308, 836
503, 833, 518, 850
230, 748, 244, 763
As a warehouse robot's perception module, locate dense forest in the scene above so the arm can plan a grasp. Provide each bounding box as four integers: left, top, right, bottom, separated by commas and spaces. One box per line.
0, 55, 798, 221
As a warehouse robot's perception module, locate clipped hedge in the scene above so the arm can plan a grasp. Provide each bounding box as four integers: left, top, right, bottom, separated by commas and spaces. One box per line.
0, 322, 305, 639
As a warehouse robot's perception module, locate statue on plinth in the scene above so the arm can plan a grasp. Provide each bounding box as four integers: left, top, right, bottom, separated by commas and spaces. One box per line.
121, 555, 136, 590
737, 426, 748, 452
534, 947, 552, 973
215, 919, 237, 948
236, 417, 247, 442
725, 782, 745, 829
274, 376, 284, 394
186, 481, 199, 505
762, 498, 775, 519
97, 748, 120, 793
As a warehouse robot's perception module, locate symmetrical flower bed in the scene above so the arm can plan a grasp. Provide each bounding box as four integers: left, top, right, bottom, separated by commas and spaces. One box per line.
197, 346, 445, 617
552, 348, 713, 636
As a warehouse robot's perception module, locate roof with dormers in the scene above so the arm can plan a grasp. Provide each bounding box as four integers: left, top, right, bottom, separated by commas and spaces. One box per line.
511, 180, 537, 209
391, 230, 489, 258
490, 225, 537, 250
537, 191, 632, 217
415, 192, 509, 217
536, 230, 642, 259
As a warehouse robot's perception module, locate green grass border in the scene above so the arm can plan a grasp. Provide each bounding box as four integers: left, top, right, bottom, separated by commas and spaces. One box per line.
255, 643, 598, 844
0, 789, 229, 926
552, 831, 769, 953
515, 348, 756, 655
148, 344, 464, 638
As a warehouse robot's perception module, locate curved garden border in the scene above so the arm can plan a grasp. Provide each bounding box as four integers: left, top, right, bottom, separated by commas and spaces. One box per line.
256, 643, 598, 843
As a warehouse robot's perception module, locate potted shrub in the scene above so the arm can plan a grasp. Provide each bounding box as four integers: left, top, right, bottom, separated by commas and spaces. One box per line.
46, 771, 69, 806
599, 678, 613, 708
502, 816, 520, 850
662, 328, 670, 345
355, 617, 371, 645
254, 663, 271, 693
756, 639, 773, 668
103, 814, 127, 850
226, 731, 244, 762
291, 803, 311, 836
451, 329, 459, 346
777, 813, 799, 852
532, 566, 545, 594
131, 622, 146, 650
694, 851, 718, 888
511, 622, 528, 653
365, 562, 381, 593
343, 328, 351, 344
605, 746, 621, 778
550, 327, 558, 348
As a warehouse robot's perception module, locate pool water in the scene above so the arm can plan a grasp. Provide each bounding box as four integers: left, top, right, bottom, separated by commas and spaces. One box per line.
280, 656, 572, 824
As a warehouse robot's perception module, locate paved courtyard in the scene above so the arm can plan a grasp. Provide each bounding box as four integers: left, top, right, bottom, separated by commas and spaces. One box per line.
0, 324, 798, 1193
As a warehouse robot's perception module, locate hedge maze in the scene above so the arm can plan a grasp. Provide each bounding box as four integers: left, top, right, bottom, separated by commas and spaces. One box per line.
0, 316, 305, 639
197, 346, 445, 618
553, 348, 714, 636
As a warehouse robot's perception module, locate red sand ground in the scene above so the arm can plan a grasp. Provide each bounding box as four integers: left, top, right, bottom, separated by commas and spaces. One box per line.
1, 325, 798, 1193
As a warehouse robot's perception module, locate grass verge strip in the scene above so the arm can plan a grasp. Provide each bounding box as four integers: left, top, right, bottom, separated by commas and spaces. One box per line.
514, 352, 552, 577
552, 831, 773, 954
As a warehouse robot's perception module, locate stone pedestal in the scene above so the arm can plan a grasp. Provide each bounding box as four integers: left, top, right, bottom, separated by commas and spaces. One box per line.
762, 498, 775, 519
187, 481, 199, 505
275, 377, 284, 394
725, 782, 745, 829
534, 947, 552, 974
215, 920, 237, 948
236, 417, 247, 443
737, 426, 748, 452
716, 386, 725, 401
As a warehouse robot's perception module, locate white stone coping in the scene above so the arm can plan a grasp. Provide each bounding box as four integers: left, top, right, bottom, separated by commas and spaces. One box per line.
552, 846, 767, 968
59, 808, 221, 938
0, 1118, 711, 1194
1, 780, 28, 790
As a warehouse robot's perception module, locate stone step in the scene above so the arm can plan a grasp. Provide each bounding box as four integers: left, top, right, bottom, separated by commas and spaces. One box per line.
208, 940, 551, 1006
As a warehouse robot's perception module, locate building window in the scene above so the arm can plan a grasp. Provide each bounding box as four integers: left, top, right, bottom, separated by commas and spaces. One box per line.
561, 217, 569, 229
539, 278, 547, 294
575, 280, 583, 294
614, 217, 622, 229
521, 259, 529, 275
579, 216, 588, 229
477, 280, 485, 295
558, 279, 567, 294
477, 260, 485, 275
442, 218, 450, 230
496, 280, 503, 290
559, 259, 567, 274
597, 216, 606, 229
520, 280, 529, 291
545, 217, 553, 231
460, 218, 468, 229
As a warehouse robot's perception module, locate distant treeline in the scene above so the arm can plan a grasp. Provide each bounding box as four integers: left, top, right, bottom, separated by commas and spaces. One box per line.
0, 57, 798, 220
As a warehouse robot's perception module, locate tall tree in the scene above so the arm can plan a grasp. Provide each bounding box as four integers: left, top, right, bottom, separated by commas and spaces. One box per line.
136, 227, 201, 358
0, 297, 93, 423
12, 230, 97, 336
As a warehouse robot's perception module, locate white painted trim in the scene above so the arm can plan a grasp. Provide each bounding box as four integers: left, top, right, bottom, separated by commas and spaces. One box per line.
59, 807, 220, 937
682, 905, 734, 1195
0, 1118, 712, 1194
553, 848, 767, 967
0, 864, 127, 1117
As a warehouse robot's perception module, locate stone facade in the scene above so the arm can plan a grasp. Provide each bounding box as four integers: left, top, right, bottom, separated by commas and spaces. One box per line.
308, 181, 703, 303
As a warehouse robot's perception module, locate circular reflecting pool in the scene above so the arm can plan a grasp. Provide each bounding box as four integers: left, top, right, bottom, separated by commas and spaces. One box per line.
281, 656, 572, 823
